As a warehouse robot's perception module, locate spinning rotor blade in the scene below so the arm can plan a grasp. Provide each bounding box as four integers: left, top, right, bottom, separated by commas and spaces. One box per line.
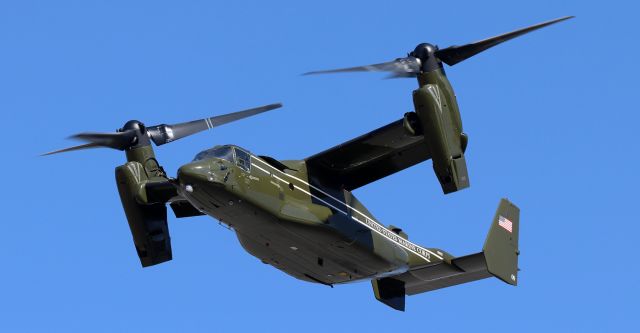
147, 102, 282, 146
41, 142, 103, 156
43, 102, 283, 155
41, 131, 138, 156
71, 131, 139, 150
435, 16, 574, 66
303, 57, 421, 76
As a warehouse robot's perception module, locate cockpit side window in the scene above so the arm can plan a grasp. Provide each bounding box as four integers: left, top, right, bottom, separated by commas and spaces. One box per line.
234, 148, 251, 172
193, 146, 234, 162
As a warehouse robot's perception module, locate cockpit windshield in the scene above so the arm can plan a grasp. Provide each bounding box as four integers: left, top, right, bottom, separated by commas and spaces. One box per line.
193, 145, 234, 162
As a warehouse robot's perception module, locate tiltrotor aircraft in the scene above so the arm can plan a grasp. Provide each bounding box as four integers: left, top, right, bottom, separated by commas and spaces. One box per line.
45, 16, 572, 311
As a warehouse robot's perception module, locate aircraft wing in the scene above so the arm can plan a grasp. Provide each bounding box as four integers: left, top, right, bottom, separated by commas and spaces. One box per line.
305, 118, 431, 190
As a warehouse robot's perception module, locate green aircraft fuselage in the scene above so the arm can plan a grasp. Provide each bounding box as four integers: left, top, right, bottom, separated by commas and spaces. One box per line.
176, 144, 445, 285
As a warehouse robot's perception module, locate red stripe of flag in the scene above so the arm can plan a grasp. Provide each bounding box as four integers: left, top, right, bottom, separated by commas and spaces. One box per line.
498, 216, 513, 233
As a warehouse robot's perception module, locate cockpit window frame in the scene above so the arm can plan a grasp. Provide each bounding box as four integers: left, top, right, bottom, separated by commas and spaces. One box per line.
233, 147, 251, 172
192, 145, 235, 163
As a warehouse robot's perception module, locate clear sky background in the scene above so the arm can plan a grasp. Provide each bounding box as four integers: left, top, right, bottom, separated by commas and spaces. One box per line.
1, 1, 638, 332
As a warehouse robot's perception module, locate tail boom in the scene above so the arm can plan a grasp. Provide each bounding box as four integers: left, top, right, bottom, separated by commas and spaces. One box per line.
371, 198, 520, 311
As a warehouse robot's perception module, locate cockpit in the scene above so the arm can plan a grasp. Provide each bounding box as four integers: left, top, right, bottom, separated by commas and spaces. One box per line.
193, 145, 251, 172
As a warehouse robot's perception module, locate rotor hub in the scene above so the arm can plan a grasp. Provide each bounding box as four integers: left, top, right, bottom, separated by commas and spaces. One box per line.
117, 120, 150, 149
410, 43, 442, 73
121, 120, 146, 133
411, 43, 437, 60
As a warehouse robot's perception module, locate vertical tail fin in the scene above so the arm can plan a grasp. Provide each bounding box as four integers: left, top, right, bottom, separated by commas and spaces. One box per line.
483, 198, 520, 285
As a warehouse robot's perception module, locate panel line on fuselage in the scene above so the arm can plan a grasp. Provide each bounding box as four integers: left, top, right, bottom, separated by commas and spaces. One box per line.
249, 156, 442, 262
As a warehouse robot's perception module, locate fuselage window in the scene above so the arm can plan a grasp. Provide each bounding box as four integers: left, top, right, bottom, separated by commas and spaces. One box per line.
234, 148, 251, 172
193, 146, 234, 162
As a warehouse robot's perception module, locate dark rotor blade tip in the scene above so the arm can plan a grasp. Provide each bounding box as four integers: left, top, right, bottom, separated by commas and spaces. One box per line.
435, 15, 575, 66
302, 70, 339, 76
544, 16, 575, 25
41, 142, 102, 156
67, 133, 90, 141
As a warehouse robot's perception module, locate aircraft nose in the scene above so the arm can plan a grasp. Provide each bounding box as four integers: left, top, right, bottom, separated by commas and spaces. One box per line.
177, 161, 228, 194
177, 162, 211, 188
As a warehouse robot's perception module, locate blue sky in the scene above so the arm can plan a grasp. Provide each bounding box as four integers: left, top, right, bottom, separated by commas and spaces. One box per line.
1, 1, 638, 331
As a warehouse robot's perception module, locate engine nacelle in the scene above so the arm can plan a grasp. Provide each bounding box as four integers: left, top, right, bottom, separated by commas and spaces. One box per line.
412, 84, 469, 194
115, 160, 172, 267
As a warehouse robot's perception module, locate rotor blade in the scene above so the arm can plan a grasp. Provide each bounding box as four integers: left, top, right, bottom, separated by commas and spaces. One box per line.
42, 130, 138, 156
303, 57, 421, 76
71, 131, 138, 150
147, 102, 282, 146
41, 142, 103, 156
435, 16, 574, 66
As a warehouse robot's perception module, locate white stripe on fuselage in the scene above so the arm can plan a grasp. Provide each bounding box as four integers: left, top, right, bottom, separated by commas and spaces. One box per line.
249, 156, 442, 262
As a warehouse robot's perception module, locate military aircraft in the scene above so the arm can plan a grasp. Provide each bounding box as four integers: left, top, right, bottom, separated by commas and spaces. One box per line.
44, 16, 572, 311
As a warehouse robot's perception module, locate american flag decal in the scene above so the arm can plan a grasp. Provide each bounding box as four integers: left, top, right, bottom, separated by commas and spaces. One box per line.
498, 215, 513, 233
